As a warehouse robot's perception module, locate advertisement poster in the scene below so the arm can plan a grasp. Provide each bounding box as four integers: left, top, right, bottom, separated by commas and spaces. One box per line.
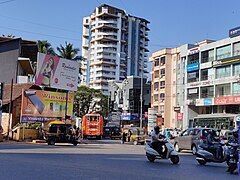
35, 53, 79, 91
20, 90, 74, 123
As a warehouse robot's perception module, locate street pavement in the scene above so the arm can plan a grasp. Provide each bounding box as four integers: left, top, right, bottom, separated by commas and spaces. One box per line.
0, 140, 239, 180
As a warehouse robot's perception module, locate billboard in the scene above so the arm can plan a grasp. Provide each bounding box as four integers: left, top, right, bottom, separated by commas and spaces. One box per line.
35, 53, 79, 91
20, 90, 74, 123
121, 113, 139, 121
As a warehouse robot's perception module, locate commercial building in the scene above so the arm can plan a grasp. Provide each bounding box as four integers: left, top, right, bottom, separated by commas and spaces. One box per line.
108, 76, 151, 124
185, 31, 240, 130
151, 27, 240, 130
81, 4, 149, 95
0, 37, 37, 84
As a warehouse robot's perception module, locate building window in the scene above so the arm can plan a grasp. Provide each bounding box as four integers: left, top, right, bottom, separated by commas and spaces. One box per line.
201, 49, 214, 63
233, 82, 240, 95
160, 69, 165, 77
154, 94, 158, 101
216, 45, 231, 60
160, 93, 165, 100
201, 69, 208, 81
233, 42, 240, 56
159, 105, 164, 113
154, 70, 159, 78
233, 63, 240, 76
187, 71, 199, 83
154, 82, 159, 91
154, 59, 159, 66
215, 83, 231, 96
216, 66, 231, 79
160, 81, 165, 89
187, 88, 199, 99
201, 86, 214, 98
188, 53, 199, 64
160, 56, 165, 65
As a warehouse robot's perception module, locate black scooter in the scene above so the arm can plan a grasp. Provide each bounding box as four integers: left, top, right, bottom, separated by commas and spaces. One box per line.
227, 142, 240, 174
195, 141, 228, 165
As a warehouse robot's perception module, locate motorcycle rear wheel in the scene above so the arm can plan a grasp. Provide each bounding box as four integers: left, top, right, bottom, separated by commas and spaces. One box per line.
170, 155, 179, 164
197, 159, 206, 165
147, 155, 155, 163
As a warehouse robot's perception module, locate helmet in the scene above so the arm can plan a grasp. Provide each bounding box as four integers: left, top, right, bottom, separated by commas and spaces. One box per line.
154, 126, 160, 133
232, 129, 238, 138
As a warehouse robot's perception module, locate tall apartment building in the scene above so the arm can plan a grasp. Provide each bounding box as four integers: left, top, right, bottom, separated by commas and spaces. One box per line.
150, 48, 180, 128
81, 4, 149, 95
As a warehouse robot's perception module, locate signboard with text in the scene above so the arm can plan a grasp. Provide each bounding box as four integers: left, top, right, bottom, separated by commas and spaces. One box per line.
20, 90, 74, 123
214, 96, 240, 105
229, 26, 240, 38
187, 63, 199, 72
36, 53, 79, 91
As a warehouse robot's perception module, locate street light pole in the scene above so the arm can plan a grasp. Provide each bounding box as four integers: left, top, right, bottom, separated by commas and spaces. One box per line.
140, 60, 143, 129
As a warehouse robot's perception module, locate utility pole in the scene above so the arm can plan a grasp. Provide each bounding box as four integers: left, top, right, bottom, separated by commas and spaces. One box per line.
140, 60, 143, 129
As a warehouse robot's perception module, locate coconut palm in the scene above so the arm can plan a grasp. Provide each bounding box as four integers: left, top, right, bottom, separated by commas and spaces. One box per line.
57, 42, 79, 60
38, 40, 55, 55
2, 34, 15, 38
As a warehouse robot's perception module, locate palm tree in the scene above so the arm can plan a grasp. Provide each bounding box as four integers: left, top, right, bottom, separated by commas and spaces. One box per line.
57, 42, 79, 60
2, 34, 15, 38
38, 40, 55, 55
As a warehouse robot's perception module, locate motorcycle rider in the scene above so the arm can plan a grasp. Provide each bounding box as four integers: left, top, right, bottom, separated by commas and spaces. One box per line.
206, 129, 222, 159
229, 129, 239, 144
151, 126, 166, 156
226, 129, 239, 173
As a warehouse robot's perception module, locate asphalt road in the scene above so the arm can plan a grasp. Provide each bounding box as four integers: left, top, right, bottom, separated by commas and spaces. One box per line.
0, 140, 239, 180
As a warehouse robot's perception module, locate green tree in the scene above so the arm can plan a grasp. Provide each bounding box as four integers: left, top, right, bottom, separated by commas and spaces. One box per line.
74, 86, 108, 118
57, 42, 79, 60
2, 34, 15, 38
38, 40, 55, 55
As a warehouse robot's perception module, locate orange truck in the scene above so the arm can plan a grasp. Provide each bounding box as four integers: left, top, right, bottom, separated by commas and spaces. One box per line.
82, 113, 103, 139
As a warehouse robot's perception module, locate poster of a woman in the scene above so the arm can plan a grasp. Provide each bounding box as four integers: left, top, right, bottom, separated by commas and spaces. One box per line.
36, 54, 59, 87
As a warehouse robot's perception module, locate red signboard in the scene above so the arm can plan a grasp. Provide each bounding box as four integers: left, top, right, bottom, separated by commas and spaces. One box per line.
214, 96, 240, 105
177, 113, 183, 121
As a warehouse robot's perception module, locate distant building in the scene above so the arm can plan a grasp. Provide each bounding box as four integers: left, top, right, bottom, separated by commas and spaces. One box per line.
81, 4, 149, 95
0, 37, 37, 84
108, 76, 151, 123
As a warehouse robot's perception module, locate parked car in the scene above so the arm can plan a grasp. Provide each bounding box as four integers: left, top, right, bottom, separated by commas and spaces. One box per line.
174, 128, 216, 154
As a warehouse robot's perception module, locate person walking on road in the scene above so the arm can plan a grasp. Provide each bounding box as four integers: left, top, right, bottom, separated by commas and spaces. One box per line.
122, 131, 127, 144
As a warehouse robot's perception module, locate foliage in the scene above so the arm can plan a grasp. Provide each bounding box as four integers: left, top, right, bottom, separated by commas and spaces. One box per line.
2, 34, 15, 38
38, 40, 55, 55
74, 86, 108, 118
57, 42, 79, 60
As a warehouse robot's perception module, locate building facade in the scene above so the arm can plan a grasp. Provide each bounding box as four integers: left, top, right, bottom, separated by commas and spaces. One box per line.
81, 4, 149, 95
185, 35, 240, 130
150, 48, 181, 128
0, 37, 37, 84
108, 76, 151, 123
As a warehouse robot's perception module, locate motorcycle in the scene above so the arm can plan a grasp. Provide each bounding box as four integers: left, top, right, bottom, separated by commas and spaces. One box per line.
145, 139, 180, 164
227, 142, 240, 174
195, 140, 228, 165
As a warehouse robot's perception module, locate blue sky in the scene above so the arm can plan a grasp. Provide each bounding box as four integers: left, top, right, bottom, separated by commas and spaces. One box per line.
0, 0, 240, 55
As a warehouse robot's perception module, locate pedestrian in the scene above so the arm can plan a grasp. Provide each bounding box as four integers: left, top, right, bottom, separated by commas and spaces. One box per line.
128, 130, 132, 142
122, 131, 127, 144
